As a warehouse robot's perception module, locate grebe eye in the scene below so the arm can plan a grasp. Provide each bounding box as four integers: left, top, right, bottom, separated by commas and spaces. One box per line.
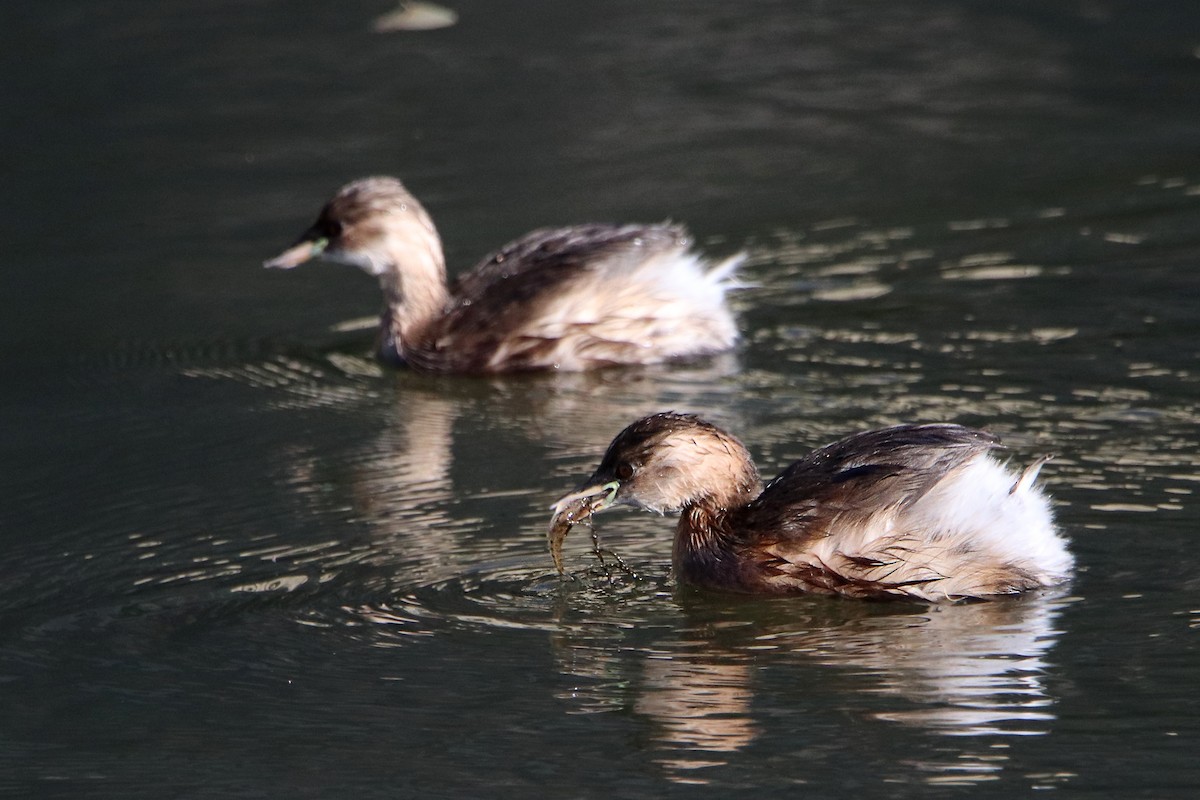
321, 219, 344, 239
616, 463, 635, 481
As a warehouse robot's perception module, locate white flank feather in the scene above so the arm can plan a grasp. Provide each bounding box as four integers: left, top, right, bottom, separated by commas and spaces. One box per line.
799, 453, 1073, 600
485, 245, 743, 371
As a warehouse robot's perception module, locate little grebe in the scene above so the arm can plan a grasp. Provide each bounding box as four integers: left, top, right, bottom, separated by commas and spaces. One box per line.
549, 413, 1073, 601
264, 177, 741, 373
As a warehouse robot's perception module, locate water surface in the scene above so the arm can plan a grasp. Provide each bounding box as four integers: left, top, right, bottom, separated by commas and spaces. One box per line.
3, 1, 1200, 797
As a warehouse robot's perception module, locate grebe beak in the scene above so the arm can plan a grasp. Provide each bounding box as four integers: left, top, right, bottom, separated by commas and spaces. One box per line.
547, 480, 619, 575
263, 237, 329, 270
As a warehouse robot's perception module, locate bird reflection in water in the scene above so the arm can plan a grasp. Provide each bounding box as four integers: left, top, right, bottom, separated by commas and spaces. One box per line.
549, 591, 1071, 783
635, 651, 757, 777
215, 351, 745, 636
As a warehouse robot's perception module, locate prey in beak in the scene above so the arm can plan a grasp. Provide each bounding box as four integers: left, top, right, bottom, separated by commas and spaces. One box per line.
547, 480, 619, 574
263, 236, 330, 270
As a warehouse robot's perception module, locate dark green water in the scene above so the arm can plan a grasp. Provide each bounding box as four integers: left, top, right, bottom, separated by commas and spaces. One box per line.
3, 1, 1200, 797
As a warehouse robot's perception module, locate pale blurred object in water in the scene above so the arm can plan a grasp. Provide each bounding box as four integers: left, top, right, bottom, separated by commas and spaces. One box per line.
372, 2, 458, 32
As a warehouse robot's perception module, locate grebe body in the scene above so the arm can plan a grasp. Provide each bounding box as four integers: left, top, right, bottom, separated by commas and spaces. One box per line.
265, 178, 740, 373
550, 413, 1073, 601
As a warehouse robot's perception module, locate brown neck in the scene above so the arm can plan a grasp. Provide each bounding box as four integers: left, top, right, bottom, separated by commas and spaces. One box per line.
376, 231, 451, 362
677, 498, 735, 547
674, 500, 739, 589
672, 475, 761, 586
382, 272, 449, 346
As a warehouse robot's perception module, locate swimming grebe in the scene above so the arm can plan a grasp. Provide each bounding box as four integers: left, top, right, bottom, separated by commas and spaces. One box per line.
264, 177, 741, 373
549, 413, 1073, 601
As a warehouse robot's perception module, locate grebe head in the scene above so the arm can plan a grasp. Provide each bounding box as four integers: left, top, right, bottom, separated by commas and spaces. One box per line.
555, 413, 761, 516
263, 177, 444, 280
547, 413, 761, 574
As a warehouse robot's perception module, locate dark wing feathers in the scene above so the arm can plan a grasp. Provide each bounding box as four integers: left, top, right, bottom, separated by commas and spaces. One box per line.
455, 224, 687, 291
447, 223, 687, 313
421, 224, 688, 370
735, 424, 998, 545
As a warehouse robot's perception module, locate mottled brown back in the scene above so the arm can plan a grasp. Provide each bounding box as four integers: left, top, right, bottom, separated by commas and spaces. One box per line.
410, 224, 691, 372
734, 424, 999, 547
